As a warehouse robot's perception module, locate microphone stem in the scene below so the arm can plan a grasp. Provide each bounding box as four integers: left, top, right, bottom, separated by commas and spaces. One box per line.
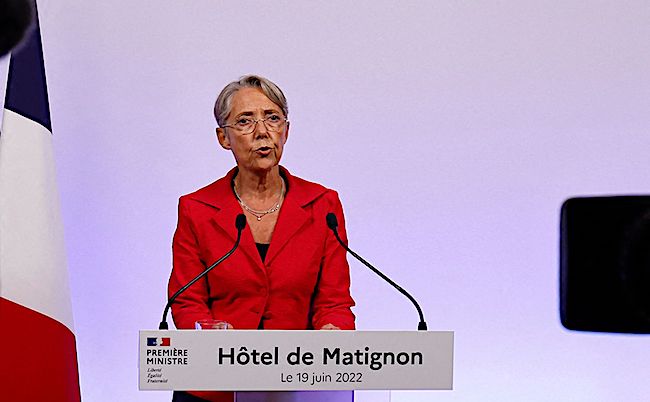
159, 230, 242, 330
332, 229, 428, 331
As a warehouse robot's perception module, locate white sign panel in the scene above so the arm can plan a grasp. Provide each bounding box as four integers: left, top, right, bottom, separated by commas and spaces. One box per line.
139, 330, 453, 391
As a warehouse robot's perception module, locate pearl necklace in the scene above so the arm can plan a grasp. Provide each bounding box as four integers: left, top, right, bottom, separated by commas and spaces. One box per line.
233, 179, 285, 221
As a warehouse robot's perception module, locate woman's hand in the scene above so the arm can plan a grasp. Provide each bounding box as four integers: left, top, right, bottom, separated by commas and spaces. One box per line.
320, 323, 341, 330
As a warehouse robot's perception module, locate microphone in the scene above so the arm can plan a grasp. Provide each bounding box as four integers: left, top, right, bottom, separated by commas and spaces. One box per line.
159, 214, 247, 330
235, 213, 246, 230
326, 213, 428, 330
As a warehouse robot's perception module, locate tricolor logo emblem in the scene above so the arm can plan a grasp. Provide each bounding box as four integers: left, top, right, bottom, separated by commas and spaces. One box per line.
147, 337, 171, 346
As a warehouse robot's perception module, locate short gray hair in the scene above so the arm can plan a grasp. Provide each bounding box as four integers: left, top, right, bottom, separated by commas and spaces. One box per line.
214, 75, 288, 127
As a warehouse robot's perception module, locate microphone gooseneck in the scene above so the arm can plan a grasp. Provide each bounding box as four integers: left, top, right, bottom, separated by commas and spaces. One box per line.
326, 213, 428, 331
159, 214, 247, 330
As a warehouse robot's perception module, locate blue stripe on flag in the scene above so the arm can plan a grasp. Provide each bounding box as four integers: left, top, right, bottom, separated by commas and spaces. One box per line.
4, 5, 52, 133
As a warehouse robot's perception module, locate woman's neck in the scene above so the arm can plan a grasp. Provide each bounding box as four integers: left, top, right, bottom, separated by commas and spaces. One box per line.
234, 166, 283, 201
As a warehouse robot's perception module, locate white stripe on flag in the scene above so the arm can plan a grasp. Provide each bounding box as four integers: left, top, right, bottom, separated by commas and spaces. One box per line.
0, 108, 74, 332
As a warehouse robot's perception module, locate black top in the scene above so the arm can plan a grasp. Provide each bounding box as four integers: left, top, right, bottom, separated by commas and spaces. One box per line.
255, 243, 270, 262
255, 243, 270, 330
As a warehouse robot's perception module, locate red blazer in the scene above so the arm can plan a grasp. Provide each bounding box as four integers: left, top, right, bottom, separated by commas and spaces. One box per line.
168, 166, 356, 332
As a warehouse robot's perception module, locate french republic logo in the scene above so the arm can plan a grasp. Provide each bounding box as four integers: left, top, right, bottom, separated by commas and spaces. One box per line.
147, 337, 171, 346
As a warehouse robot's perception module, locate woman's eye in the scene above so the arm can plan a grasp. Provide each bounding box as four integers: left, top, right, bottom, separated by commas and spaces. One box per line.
237, 118, 252, 125
267, 114, 281, 122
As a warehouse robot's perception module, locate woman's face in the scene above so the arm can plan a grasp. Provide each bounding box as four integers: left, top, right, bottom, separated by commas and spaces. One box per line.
217, 87, 289, 174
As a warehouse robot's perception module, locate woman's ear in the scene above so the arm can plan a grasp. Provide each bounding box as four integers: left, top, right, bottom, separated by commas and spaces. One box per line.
284, 121, 290, 143
216, 127, 231, 149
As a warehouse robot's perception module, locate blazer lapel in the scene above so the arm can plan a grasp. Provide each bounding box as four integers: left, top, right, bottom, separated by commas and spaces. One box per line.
265, 167, 326, 265
265, 194, 309, 265
212, 203, 262, 270
189, 168, 263, 270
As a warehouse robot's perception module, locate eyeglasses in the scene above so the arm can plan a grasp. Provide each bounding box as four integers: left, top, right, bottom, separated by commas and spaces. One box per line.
222, 113, 288, 135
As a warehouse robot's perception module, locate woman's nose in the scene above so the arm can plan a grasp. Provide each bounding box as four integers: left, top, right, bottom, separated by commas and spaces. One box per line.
253, 118, 269, 136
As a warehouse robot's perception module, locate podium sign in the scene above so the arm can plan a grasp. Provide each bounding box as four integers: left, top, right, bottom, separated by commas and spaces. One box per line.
139, 330, 453, 391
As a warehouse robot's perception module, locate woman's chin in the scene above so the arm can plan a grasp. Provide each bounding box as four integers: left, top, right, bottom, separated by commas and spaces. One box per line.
245, 160, 280, 173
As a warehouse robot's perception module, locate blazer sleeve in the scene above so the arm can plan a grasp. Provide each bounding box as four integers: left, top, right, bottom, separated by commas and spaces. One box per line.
168, 197, 213, 329
311, 191, 356, 330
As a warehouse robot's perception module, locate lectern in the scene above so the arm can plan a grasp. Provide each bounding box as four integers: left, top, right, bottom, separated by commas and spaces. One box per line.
139, 330, 454, 401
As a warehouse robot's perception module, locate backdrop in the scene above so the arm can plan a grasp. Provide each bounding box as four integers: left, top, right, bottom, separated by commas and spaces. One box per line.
1, 1, 649, 401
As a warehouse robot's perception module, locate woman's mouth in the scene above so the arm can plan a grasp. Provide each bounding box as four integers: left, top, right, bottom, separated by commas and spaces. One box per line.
255, 146, 272, 156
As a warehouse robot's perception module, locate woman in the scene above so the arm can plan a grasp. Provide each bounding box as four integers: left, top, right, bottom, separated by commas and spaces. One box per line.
169, 75, 355, 402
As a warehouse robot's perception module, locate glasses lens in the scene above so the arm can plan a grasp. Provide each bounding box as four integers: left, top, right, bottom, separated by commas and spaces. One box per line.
241, 121, 255, 134
231, 118, 254, 134
264, 114, 284, 131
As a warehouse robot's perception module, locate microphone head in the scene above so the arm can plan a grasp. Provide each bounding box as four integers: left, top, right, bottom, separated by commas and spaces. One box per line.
326, 213, 338, 230
235, 214, 247, 230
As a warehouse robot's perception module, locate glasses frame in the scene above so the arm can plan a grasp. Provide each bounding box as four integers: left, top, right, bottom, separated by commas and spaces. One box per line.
222, 115, 289, 135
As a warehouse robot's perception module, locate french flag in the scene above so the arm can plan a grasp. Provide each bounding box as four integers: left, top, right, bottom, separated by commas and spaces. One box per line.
0, 4, 81, 401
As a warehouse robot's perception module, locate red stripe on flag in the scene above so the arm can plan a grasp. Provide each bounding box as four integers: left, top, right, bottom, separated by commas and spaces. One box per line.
0, 297, 81, 401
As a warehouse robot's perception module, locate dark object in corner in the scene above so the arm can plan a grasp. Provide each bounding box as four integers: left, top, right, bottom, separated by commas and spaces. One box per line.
0, 0, 34, 57
561, 196, 650, 333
